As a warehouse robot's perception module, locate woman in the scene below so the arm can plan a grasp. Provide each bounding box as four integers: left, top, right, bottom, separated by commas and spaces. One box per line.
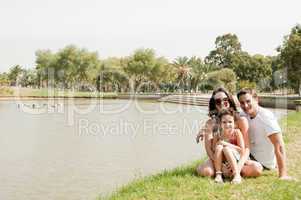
196, 88, 262, 178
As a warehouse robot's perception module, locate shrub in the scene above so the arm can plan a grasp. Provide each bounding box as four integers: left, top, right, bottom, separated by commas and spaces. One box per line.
0, 87, 14, 96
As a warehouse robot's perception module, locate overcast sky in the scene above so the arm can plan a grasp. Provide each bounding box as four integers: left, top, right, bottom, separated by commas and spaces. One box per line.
0, 0, 300, 72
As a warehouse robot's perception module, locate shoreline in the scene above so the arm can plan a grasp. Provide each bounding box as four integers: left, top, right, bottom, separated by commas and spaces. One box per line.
0, 96, 118, 100
1, 93, 299, 110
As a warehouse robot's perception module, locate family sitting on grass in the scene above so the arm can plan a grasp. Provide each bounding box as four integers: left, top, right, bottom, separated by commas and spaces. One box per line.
196, 88, 293, 184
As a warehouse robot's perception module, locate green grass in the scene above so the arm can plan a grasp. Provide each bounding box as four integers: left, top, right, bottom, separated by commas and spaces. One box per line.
99, 112, 301, 200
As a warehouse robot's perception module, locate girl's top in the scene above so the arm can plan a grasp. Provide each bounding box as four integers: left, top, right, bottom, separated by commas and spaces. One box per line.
224, 129, 239, 146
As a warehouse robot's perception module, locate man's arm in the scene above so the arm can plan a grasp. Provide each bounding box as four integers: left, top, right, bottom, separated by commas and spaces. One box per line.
268, 133, 289, 179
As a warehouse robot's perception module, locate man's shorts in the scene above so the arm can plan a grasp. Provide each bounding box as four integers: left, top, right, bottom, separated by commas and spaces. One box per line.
249, 154, 269, 170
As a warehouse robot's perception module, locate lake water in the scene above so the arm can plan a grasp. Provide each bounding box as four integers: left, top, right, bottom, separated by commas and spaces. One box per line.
0, 99, 211, 200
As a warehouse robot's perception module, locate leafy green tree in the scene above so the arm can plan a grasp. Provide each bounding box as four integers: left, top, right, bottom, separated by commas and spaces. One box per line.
205, 33, 242, 68
251, 54, 273, 91
84, 56, 127, 92
206, 68, 237, 93
124, 48, 165, 92
55, 45, 81, 89
96, 61, 127, 92
238, 80, 257, 90
148, 57, 170, 91
278, 24, 301, 95
230, 52, 272, 87
0, 72, 9, 86
50, 45, 101, 90
36, 46, 101, 90
19, 69, 38, 87
269, 55, 283, 90
35, 49, 57, 88
156, 62, 177, 92
8, 65, 24, 86
188, 56, 216, 92
77, 49, 101, 90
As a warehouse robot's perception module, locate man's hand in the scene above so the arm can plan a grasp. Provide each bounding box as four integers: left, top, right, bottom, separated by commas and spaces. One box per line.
279, 175, 296, 181
268, 133, 289, 179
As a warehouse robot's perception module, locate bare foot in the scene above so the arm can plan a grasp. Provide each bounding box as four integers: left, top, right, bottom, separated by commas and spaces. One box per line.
231, 175, 242, 184
215, 175, 224, 183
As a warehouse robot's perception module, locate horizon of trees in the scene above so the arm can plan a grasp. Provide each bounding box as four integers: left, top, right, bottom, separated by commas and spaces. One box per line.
1, 24, 300, 95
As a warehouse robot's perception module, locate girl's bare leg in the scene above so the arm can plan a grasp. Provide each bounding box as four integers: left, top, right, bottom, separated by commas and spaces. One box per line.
223, 147, 241, 184
214, 144, 224, 183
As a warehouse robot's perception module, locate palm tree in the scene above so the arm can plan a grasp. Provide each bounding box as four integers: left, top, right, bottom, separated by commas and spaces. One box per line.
8, 65, 24, 86
188, 56, 214, 92
173, 56, 192, 92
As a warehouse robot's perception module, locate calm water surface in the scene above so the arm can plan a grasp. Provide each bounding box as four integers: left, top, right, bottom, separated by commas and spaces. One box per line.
0, 99, 210, 200
0, 99, 288, 200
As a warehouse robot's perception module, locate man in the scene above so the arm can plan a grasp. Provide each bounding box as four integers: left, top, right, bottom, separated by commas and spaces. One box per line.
237, 88, 292, 180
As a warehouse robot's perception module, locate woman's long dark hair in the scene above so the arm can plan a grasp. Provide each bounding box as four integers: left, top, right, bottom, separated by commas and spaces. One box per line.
208, 87, 237, 118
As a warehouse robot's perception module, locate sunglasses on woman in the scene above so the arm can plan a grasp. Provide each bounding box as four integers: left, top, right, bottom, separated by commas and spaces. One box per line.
215, 97, 229, 106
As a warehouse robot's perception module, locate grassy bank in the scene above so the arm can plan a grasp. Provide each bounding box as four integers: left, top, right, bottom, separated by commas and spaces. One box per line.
0, 87, 117, 98
100, 112, 301, 200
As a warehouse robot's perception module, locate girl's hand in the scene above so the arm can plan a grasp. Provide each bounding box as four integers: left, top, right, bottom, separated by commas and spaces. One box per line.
220, 141, 228, 147
216, 140, 223, 146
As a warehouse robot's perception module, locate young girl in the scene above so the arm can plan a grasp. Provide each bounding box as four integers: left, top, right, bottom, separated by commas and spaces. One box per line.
213, 109, 245, 184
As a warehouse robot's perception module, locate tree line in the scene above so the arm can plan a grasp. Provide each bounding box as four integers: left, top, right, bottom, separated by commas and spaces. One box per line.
1, 24, 300, 95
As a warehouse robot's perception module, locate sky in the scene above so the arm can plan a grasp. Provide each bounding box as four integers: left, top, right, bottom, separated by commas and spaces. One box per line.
0, 0, 300, 72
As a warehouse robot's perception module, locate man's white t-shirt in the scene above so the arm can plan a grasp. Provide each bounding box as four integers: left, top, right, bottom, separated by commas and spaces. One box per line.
242, 106, 281, 169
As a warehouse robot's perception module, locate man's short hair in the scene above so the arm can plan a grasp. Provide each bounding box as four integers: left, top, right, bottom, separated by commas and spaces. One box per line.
237, 88, 258, 99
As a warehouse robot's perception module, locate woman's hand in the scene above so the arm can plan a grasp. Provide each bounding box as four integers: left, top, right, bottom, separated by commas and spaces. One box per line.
196, 129, 206, 143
